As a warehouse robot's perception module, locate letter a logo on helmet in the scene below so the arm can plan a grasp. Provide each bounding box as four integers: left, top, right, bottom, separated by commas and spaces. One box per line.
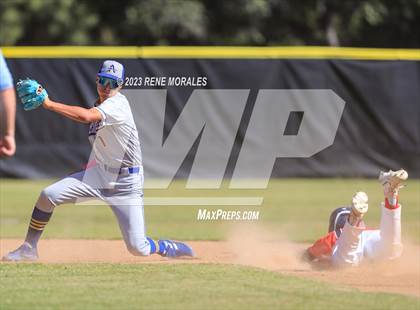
108, 65, 116, 73
97, 60, 125, 84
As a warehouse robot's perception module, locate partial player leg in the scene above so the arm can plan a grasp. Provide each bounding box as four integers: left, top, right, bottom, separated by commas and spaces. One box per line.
107, 195, 152, 256
371, 169, 407, 260
331, 191, 369, 267
107, 193, 194, 258
105, 172, 193, 258
356, 169, 407, 261
2, 168, 104, 261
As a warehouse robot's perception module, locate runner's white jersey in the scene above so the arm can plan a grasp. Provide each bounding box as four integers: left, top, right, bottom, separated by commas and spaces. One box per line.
88, 92, 142, 168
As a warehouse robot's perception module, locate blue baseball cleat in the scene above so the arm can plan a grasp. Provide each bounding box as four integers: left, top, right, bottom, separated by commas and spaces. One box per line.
158, 240, 194, 258
2, 242, 39, 262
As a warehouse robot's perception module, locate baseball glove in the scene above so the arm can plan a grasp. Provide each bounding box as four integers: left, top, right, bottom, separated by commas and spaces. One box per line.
16, 79, 48, 111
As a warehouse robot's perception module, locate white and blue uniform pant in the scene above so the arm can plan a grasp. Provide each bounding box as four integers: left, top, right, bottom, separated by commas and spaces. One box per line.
35, 166, 151, 256
332, 204, 402, 266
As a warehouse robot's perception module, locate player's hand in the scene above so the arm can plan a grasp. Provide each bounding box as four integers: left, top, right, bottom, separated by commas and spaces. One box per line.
0, 135, 16, 158
16, 79, 48, 111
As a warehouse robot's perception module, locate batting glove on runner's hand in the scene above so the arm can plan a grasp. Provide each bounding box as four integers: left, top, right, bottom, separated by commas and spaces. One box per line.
16, 79, 48, 111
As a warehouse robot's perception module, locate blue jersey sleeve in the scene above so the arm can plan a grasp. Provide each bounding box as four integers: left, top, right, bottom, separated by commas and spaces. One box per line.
0, 50, 14, 91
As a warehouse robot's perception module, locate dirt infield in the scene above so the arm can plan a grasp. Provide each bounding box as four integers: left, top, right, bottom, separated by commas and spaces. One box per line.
1, 239, 419, 297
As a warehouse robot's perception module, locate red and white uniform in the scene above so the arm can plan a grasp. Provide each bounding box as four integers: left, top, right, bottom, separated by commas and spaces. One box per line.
307, 198, 402, 267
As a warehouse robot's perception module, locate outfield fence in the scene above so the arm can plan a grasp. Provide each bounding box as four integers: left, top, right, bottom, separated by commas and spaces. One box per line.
1, 47, 419, 179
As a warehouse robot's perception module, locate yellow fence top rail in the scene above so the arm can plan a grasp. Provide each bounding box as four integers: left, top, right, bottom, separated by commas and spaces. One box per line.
2, 46, 420, 60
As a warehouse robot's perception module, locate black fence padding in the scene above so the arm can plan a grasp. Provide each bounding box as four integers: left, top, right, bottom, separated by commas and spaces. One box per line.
0, 58, 418, 178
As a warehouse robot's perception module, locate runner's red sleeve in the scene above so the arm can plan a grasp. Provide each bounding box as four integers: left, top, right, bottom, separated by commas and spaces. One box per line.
307, 231, 337, 258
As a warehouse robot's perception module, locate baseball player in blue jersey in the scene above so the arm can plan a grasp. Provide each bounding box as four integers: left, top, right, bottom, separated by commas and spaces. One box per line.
0, 50, 16, 158
3, 60, 194, 261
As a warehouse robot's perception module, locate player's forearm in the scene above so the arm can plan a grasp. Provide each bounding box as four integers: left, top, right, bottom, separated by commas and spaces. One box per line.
0, 88, 16, 137
43, 98, 97, 123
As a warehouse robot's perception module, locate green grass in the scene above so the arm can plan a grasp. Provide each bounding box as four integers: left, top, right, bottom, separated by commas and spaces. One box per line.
1, 178, 419, 242
0, 263, 418, 310
1, 178, 419, 309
